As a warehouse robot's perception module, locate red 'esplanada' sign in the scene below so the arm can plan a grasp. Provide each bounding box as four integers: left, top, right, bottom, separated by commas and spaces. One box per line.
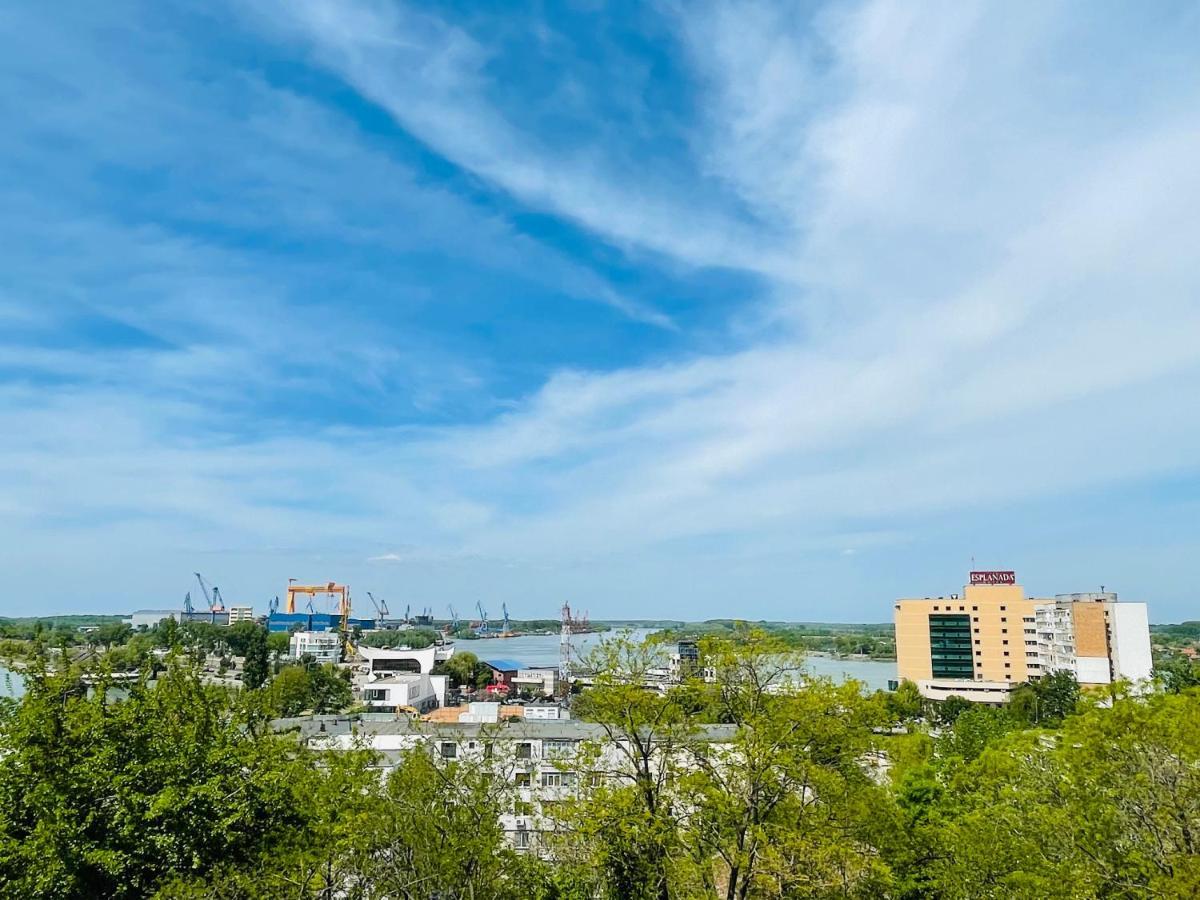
970, 571, 1016, 585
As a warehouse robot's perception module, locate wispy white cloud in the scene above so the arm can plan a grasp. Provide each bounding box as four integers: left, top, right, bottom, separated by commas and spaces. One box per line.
4, 0, 1200, 617
247, 0, 788, 275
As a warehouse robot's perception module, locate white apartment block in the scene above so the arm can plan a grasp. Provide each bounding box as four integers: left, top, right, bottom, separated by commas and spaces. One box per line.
281, 716, 738, 854
289, 631, 341, 664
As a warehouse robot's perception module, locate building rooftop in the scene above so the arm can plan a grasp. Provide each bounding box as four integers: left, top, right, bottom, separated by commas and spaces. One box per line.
272, 713, 737, 742
483, 658, 524, 672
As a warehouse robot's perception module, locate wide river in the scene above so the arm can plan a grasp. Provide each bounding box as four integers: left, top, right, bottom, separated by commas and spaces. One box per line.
450, 629, 898, 692
0, 633, 898, 700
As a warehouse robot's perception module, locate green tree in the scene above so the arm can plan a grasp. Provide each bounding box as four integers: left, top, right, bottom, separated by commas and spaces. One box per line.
887, 679, 925, 723
1155, 653, 1200, 694
270, 664, 312, 717
567, 635, 696, 900
0, 661, 304, 898
930, 691, 1200, 897
242, 626, 269, 690
681, 633, 889, 899
936, 694, 972, 725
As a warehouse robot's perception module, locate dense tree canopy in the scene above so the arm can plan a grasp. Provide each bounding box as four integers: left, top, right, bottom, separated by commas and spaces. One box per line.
0, 631, 1195, 898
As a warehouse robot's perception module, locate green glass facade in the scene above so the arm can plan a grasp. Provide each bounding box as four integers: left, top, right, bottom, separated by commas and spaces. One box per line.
929, 614, 973, 678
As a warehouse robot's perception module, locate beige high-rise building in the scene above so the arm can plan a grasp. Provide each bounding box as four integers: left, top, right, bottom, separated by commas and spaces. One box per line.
893, 572, 1152, 703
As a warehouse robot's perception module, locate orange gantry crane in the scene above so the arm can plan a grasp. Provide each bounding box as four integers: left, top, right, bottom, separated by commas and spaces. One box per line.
286, 580, 354, 658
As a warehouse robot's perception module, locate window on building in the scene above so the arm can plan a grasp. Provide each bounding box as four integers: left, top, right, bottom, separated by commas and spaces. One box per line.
513, 829, 530, 849
975, 650, 981, 656
1000, 605, 1006, 611
974, 639, 980, 645
928, 614, 973, 678
1004, 662, 1011, 668
542, 772, 563, 788
1002, 640, 1009, 645
514, 800, 533, 815
1000, 617, 1007, 623
972, 606, 978, 611
545, 739, 575, 756
1001, 628, 1008, 634
516, 743, 533, 760
1003, 651, 1009, 656
440, 742, 457, 760
515, 772, 531, 787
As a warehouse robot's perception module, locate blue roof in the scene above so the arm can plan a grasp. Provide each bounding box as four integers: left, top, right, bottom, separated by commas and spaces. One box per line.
483, 658, 524, 672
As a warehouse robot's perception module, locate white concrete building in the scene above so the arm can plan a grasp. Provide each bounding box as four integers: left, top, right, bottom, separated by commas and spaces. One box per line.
459, 701, 501, 723
227, 606, 255, 623
359, 672, 447, 713
356, 644, 454, 676
1033, 593, 1154, 688
525, 701, 570, 720
290, 631, 341, 664
512, 667, 557, 697
280, 715, 738, 855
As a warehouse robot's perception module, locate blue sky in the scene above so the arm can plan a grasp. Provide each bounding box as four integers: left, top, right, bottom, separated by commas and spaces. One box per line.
3, 1, 1199, 622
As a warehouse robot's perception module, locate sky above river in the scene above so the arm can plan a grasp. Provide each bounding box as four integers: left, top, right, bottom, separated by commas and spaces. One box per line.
3, 2, 1199, 620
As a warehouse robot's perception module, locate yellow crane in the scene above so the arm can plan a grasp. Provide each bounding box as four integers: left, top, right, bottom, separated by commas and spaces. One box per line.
286, 580, 354, 658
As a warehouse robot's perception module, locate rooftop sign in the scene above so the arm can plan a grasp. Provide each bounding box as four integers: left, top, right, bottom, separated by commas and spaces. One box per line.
970, 570, 1016, 585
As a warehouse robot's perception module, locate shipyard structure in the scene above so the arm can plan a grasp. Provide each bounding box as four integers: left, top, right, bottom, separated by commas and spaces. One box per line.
894, 570, 1152, 703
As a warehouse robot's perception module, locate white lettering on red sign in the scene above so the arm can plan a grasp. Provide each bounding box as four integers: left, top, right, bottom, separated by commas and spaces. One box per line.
970, 571, 1016, 585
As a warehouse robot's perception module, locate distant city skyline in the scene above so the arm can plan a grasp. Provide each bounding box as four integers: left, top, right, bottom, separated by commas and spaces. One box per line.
3, 2, 1199, 621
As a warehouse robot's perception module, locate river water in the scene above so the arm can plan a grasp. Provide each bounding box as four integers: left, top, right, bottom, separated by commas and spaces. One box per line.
0, 636, 897, 701
0, 667, 24, 698
449, 630, 897, 692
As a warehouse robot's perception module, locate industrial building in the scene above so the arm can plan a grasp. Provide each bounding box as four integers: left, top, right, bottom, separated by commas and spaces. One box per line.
894, 571, 1153, 703
267, 612, 375, 633
482, 659, 524, 687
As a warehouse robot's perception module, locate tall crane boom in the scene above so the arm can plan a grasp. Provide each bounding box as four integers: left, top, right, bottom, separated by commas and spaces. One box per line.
475, 600, 488, 636
366, 591, 388, 628
502, 602, 511, 634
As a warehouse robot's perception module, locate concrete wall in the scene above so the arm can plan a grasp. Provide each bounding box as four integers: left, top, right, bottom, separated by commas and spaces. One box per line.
1110, 603, 1153, 684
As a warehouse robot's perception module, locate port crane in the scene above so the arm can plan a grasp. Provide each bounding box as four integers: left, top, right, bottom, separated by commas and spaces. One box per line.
475, 600, 489, 636
448, 605, 459, 632
285, 581, 349, 616
268, 595, 280, 615
404, 604, 411, 625
502, 602, 511, 635
366, 591, 389, 629
194, 572, 226, 621
183, 591, 194, 616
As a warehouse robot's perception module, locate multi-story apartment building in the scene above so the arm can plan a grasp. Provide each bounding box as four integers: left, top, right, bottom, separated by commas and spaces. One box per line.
894, 571, 1152, 703
289, 630, 341, 664
279, 714, 738, 854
